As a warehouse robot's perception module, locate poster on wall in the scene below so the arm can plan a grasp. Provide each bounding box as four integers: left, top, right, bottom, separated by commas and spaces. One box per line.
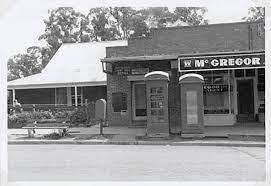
150, 86, 165, 123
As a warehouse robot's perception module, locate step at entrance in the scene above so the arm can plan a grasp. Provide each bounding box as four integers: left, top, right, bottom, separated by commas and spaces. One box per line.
236, 114, 256, 122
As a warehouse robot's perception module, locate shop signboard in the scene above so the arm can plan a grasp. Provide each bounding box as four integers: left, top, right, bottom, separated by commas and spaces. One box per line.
114, 66, 149, 75
179, 52, 264, 71
131, 68, 149, 75
114, 66, 131, 75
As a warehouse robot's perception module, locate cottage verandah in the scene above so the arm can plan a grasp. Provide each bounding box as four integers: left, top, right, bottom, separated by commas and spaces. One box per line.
7, 40, 127, 112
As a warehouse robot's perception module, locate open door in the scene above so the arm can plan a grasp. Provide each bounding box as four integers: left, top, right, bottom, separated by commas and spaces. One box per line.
237, 79, 255, 122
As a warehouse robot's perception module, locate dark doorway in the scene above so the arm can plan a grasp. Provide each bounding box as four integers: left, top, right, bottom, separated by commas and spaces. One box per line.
237, 79, 255, 122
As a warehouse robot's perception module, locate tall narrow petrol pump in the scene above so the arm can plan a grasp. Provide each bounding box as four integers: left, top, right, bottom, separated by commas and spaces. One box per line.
179, 73, 205, 138
95, 99, 106, 135
145, 71, 170, 137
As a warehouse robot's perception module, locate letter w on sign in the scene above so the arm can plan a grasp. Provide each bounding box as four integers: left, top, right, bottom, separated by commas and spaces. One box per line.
184, 60, 192, 67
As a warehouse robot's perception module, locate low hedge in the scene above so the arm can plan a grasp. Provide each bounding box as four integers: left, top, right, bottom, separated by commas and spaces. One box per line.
54, 110, 73, 119
8, 108, 91, 128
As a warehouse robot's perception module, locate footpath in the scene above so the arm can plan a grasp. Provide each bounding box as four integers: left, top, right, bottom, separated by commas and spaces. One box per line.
8, 124, 265, 147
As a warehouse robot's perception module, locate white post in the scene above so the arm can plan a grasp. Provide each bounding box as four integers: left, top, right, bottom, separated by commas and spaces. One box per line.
75, 86, 78, 107
12, 89, 15, 107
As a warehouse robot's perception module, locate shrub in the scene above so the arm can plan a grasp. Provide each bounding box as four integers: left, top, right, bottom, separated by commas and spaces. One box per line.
54, 110, 73, 119
8, 112, 31, 128
16, 112, 31, 123
8, 114, 17, 123
8, 110, 56, 128
43, 132, 62, 140
69, 108, 87, 124
31, 110, 54, 120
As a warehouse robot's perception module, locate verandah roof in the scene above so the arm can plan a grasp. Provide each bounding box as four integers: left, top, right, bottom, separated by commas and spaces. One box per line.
8, 40, 127, 89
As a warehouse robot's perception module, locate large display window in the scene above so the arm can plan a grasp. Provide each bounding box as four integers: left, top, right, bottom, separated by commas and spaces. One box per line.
198, 70, 233, 114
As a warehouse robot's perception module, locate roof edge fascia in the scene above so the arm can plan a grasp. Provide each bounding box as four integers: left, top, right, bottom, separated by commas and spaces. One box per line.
7, 81, 106, 90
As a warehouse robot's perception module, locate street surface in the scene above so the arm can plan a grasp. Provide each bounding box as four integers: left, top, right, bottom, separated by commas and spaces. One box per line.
8, 145, 265, 181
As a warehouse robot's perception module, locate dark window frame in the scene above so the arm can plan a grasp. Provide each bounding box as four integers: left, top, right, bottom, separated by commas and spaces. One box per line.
112, 92, 127, 112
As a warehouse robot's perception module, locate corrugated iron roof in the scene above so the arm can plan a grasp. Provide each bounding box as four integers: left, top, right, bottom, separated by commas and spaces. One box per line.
8, 40, 127, 89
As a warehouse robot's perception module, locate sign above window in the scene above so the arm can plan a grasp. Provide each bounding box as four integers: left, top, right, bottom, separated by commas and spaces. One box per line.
131, 68, 149, 75
114, 66, 131, 75
179, 52, 264, 71
114, 66, 149, 76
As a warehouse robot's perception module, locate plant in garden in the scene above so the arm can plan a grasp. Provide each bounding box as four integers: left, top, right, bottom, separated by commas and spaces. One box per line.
69, 108, 88, 124
30, 110, 54, 120
54, 110, 73, 119
43, 132, 62, 139
8, 112, 32, 128
16, 112, 32, 123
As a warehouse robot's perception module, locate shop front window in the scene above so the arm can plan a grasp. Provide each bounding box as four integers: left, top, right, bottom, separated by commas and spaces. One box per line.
203, 91, 230, 114
199, 70, 232, 114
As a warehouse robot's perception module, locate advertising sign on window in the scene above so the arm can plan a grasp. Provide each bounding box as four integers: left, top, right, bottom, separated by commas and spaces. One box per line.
203, 84, 229, 92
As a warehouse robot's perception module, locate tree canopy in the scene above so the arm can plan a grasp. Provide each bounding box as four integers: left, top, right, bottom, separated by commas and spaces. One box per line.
243, 7, 265, 22
8, 7, 209, 81
8, 46, 43, 81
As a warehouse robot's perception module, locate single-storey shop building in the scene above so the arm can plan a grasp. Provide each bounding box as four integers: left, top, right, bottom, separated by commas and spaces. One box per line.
101, 21, 265, 133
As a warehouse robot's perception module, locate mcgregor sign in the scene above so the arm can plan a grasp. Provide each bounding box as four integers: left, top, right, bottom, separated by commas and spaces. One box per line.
179, 52, 265, 71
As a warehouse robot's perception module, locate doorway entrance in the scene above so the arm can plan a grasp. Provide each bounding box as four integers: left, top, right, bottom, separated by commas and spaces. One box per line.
132, 82, 147, 121
237, 79, 255, 122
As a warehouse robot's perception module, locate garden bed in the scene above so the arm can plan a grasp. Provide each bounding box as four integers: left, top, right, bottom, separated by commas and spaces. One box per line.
8, 108, 97, 128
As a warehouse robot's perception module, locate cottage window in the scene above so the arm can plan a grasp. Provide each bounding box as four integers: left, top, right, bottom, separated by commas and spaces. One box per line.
71, 87, 83, 106
55, 88, 67, 105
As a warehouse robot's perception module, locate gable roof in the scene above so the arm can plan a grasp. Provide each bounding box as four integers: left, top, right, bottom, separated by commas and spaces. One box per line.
8, 40, 127, 89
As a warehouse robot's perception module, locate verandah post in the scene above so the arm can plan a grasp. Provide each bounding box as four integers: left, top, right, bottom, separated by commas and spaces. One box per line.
75, 86, 78, 107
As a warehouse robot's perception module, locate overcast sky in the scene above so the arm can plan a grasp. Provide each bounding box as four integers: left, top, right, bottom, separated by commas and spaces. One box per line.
0, 0, 262, 62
